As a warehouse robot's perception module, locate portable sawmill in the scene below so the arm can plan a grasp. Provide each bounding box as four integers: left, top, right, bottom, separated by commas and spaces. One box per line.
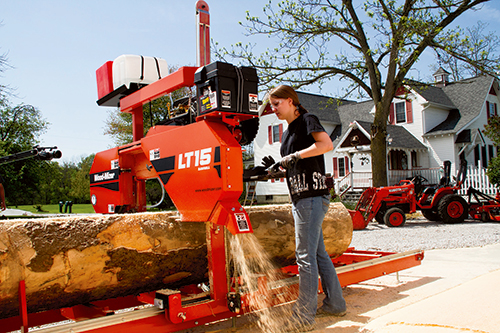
0, 2, 424, 332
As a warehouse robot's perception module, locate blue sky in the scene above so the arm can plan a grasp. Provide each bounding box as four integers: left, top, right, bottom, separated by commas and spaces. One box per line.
2, 1, 500, 162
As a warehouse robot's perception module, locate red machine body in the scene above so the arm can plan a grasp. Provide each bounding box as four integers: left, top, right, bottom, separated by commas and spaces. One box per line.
90, 113, 253, 234
467, 187, 500, 222
1, 248, 424, 333
0, 3, 428, 333
349, 161, 469, 229
349, 160, 500, 229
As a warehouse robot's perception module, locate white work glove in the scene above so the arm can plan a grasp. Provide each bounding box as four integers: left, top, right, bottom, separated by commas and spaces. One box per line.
280, 152, 302, 169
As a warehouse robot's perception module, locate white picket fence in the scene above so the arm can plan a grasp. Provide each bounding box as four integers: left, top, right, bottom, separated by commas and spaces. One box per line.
459, 166, 498, 195
336, 166, 498, 196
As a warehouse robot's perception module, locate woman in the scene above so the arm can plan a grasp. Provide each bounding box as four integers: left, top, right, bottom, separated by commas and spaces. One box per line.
268, 85, 346, 331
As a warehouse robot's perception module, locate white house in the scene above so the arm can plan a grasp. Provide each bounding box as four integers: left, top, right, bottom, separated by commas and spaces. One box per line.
252, 70, 499, 203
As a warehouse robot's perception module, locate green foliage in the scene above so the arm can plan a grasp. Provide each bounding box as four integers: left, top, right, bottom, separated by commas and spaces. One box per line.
218, 0, 496, 96
433, 21, 500, 81
0, 98, 49, 150
69, 154, 94, 203
0, 50, 92, 207
484, 115, 500, 187
0, 95, 52, 206
483, 115, 500, 147
146, 178, 174, 210
215, 0, 496, 187
486, 156, 500, 187
14, 204, 95, 214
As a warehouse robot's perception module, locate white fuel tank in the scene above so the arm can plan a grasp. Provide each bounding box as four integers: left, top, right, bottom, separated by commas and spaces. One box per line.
112, 54, 169, 90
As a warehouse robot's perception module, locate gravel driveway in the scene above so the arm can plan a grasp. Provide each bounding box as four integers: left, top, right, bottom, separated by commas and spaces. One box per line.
349, 214, 500, 253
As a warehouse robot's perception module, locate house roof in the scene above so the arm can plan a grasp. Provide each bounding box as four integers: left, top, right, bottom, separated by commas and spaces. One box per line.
332, 100, 375, 146
296, 91, 353, 124
356, 121, 427, 150
423, 75, 494, 136
412, 84, 456, 108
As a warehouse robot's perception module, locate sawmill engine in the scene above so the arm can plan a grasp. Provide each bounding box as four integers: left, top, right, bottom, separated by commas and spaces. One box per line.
90, 55, 260, 234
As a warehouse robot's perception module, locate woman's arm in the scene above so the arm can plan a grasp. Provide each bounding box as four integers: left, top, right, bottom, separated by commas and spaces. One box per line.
297, 131, 333, 158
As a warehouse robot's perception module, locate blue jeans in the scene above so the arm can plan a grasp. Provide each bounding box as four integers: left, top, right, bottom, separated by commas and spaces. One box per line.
291, 195, 346, 325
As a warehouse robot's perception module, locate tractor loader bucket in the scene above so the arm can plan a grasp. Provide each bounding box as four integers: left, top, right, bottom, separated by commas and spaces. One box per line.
349, 209, 369, 230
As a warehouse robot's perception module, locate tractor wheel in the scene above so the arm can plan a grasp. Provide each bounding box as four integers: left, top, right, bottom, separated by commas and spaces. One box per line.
421, 209, 441, 222
437, 194, 468, 224
384, 207, 406, 227
375, 210, 385, 224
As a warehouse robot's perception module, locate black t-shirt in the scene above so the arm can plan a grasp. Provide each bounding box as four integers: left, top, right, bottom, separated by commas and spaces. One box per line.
280, 113, 330, 203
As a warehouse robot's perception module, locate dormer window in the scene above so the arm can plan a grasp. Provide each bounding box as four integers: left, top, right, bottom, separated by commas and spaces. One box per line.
433, 67, 450, 87
486, 101, 498, 119
395, 102, 406, 123
389, 100, 413, 124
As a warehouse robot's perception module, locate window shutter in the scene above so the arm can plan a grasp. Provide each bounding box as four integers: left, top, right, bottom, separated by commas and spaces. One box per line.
333, 157, 338, 178
344, 156, 349, 175
279, 124, 283, 143
486, 101, 490, 119
495, 103, 498, 116
406, 100, 413, 123
389, 103, 395, 124
268, 126, 272, 144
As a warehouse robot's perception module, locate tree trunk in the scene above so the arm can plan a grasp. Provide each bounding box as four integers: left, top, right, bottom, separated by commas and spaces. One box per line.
0, 203, 352, 319
371, 102, 389, 187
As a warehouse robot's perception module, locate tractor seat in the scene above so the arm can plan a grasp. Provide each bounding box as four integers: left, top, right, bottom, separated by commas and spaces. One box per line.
423, 187, 436, 196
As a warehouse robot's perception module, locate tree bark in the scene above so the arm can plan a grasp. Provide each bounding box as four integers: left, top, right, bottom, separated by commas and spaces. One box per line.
371, 102, 389, 187
0, 202, 352, 319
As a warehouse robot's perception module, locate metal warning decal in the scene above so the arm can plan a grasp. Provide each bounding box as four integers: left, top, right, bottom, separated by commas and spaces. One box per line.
221, 90, 231, 108
150, 148, 160, 161
249, 93, 258, 112
235, 213, 250, 232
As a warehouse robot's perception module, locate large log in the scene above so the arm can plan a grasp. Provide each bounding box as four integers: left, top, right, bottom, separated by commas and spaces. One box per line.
0, 203, 352, 319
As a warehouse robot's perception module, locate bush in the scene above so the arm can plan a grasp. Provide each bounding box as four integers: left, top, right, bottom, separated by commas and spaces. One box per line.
487, 156, 500, 187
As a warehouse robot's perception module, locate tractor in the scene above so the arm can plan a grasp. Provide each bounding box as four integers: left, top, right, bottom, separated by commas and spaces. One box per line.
349, 160, 470, 229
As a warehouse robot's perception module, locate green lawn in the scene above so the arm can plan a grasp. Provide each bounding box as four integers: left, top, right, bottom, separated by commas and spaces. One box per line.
15, 204, 95, 214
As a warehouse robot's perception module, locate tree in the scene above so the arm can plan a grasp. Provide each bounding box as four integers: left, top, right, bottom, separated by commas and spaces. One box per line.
1, 46, 11, 98
433, 21, 500, 81
0, 98, 51, 206
218, 0, 498, 186
69, 154, 94, 204
483, 115, 500, 186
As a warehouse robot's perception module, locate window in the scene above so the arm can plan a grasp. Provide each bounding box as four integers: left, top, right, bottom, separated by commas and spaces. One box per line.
272, 125, 280, 143
338, 158, 345, 177
474, 145, 480, 167
411, 151, 418, 168
389, 150, 408, 170
395, 102, 406, 123
333, 156, 349, 178
268, 124, 283, 144
389, 100, 413, 124
488, 102, 497, 118
482, 145, 488, 168
489, 145, 495, 161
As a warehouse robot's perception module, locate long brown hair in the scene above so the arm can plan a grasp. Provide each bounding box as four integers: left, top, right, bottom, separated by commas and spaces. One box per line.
269, 85, 308, 115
